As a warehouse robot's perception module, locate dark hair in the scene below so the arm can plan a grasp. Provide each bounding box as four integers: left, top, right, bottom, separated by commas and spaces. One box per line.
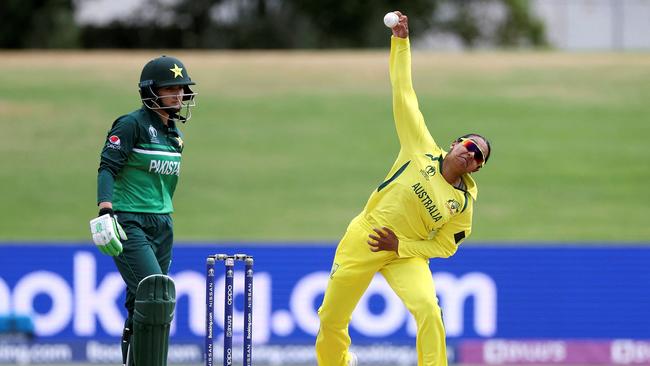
458, 133, 492, 163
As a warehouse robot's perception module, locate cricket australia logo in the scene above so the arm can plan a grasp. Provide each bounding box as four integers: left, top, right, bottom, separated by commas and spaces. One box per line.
148, 125, 160, 143
446, 199, 461, 215
420, 165, 436, 180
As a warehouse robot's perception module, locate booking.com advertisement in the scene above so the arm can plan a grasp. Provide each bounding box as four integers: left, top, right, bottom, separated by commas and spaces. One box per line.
0, 244, 649, 365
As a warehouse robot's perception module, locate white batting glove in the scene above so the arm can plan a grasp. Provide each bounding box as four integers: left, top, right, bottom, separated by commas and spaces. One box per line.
89, 210, 127, 256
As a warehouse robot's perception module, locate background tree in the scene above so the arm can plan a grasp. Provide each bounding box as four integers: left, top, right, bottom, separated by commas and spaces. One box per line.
438, 0, 482, 47
80, 0, 438, 49
1, 0, 544, 49
438, 0, 546, 48
496, 0, 546, 47
284, 0, 438, 48
0, 0, 79, 48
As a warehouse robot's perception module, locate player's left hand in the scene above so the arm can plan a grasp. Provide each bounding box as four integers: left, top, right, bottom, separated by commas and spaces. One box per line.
367, 227, 399, 253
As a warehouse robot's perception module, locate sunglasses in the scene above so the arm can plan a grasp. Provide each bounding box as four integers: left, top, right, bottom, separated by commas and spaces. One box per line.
458, 138, 486, 166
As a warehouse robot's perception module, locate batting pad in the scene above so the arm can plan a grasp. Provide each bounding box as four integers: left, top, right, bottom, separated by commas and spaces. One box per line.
132, 274, 176, 366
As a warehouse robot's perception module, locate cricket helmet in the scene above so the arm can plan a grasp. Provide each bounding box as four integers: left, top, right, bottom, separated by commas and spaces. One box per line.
139, 55, 197, 123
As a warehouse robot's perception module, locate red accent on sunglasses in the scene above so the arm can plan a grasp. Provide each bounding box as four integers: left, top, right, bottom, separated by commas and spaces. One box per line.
460, 138, 485, 166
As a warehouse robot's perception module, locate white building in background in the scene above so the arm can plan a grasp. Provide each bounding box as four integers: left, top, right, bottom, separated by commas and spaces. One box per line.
75, 0, 650, 50
418, 0, 650, 50
533, 0, 650, 50
75, 0, 143, 26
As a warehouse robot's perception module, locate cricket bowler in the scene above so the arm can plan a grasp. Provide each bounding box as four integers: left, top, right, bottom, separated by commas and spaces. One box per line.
315, 11, 492, 366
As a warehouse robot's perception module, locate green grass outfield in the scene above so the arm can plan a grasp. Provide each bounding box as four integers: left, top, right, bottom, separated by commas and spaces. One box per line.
1, 50, 649, 242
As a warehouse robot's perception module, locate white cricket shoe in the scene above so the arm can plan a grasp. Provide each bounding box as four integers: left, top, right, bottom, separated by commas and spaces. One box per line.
348, 352, 358, 366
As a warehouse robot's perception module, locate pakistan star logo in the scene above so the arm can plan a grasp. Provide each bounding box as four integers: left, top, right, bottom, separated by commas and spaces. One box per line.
446, 199, 461, 215
170, 64, 183, 78
175, 137, 184, 148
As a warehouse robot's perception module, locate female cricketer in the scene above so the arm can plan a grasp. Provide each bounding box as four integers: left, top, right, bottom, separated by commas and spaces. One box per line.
315, 12, 491, 366
89, 55, 196, 366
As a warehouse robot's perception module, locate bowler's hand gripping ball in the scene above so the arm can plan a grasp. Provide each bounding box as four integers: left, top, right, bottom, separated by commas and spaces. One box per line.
384, 12, 399, 28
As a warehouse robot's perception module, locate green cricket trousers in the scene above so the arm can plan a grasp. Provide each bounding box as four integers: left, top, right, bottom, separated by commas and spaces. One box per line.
112, 212, 174, 360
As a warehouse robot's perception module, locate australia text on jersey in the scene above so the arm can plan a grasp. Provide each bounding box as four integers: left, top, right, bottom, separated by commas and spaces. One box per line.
411, 182, 442, 222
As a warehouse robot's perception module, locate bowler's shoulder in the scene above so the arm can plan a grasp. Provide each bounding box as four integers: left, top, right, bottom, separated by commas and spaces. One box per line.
418, 141, 444, 158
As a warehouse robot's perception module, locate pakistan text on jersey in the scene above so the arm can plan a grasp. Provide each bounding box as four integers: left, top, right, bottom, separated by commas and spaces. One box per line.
412, 183, 442, 222
149, 160, 181, 176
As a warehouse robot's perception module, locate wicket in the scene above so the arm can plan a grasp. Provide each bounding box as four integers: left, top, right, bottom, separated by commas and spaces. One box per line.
206, 254, 254, 366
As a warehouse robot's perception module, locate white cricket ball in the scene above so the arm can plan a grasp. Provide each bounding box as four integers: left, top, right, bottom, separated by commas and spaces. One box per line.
383, 12, 399, 28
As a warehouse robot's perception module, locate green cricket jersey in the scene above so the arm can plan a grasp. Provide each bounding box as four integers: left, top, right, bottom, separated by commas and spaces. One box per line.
97, 107, 184, 214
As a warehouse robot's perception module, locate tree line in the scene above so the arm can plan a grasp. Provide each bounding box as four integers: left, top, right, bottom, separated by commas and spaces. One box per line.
1, 0, 545, 49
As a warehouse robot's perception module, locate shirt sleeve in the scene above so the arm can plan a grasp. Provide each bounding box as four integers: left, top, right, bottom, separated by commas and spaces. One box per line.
389, 36, 436, 153
96, 116, 138, 204
397, 199, 473, 259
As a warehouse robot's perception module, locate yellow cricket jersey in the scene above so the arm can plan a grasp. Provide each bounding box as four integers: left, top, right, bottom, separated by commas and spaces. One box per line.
358, 36, 478, 259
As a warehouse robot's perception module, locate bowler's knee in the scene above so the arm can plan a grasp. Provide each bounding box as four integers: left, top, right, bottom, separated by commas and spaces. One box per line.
409, 296, 442, 322
318, 305, 351, 330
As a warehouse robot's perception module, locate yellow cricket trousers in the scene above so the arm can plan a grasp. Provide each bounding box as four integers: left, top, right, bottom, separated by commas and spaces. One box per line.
315, 217, 447, 366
